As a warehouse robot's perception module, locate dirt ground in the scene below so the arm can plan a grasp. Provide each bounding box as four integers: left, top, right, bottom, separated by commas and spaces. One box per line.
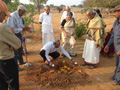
19, 8, 120, 90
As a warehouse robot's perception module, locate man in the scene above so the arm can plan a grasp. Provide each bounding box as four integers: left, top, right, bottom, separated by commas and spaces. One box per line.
0, 1, 21, 90
104, 5, 120, 85
7, 5, 32, 70
81, 10, 105, 69
61, 6, 75, 22
40, 39, 72, 65
39, 5, 54, 46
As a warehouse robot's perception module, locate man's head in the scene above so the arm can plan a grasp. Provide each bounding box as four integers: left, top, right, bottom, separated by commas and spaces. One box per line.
66, 12, 73, 20
66, 6, 71, 13
113, 5, 120, 20
86, 9, 96, 20
17, 5, 26, 17
44, 5, 50, 14
0, 1, 11, 22
53, 39, 60, 48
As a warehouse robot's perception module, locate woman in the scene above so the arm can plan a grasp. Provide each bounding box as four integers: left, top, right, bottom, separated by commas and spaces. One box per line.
59, 12, 77, 57
101, 28, 114, 57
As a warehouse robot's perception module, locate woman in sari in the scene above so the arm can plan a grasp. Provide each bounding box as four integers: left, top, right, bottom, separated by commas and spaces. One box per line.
59, 12, 77, 57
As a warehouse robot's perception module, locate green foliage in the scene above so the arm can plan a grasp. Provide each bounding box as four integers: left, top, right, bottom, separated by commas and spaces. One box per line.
23, 4, 39, 27
2, 0, 11, 4
7, 0, 20, 12
29, 0, 48, 12
83, 0, 120, 8
75, 21, 87, 39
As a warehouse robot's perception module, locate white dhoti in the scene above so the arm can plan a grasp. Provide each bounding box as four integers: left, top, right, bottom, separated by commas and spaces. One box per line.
42, 32, 54, 46
82, 39, 100, 65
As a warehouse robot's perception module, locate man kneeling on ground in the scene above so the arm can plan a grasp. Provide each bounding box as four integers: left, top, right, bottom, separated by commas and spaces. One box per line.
40, 39, 73, 66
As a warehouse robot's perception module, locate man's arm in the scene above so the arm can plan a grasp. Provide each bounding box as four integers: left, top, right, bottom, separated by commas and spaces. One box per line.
60, 45, 72, 60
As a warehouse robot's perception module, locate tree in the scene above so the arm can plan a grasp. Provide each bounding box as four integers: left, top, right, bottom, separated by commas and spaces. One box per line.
7, 0, 20, 12
83, 0, 120, 8
2, 0, 11, 4
29, 0, 48, 12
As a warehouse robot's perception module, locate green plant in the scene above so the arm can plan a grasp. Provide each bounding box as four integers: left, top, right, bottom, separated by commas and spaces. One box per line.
75, 21, 87, 39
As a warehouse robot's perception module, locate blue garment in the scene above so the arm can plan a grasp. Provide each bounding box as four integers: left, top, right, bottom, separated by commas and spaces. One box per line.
22, 18, 25, 25
107, 19, 120, 84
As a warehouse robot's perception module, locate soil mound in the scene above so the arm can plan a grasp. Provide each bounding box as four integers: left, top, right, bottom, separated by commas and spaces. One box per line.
26, 59, 91, 89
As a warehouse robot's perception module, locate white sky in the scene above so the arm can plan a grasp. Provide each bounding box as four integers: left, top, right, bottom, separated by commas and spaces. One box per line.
19, 0, 84, 6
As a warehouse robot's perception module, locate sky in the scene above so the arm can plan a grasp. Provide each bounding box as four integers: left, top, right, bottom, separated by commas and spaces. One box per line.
19, 0, 84, 6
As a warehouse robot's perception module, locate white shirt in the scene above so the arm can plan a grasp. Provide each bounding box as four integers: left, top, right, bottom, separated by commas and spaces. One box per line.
39, 12, 53, 33
41, 42, 72, 61
7, 11, 25, 34
61, 11, 75, 22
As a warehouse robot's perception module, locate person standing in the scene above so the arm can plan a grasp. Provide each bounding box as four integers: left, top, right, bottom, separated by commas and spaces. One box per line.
60, 12, 77, 57
39, 5, 54, 46
7, 5, 32, 71
104, 5, 120, 85
61, 6, 75, 22
0, 1, 21, 89
81, 9, 105, 69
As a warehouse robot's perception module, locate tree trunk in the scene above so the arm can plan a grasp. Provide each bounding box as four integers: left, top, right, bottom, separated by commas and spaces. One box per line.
37, 4, 41, 13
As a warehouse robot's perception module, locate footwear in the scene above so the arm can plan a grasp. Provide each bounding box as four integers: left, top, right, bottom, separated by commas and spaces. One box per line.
88, 65, 97, 69
80, 62, 87, 66
18, 67, 23, 71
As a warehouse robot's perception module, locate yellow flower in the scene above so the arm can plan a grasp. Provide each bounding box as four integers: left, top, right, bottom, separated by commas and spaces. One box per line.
64, 66, 67, 68
64, 70, 68, 72
63, 61, 65, 63
67, 67, 70, 70
78, 70, 81, 73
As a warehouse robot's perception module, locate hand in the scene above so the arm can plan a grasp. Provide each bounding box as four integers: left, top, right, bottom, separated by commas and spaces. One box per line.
95, 43, 99, 48
64, 32, 68, 37
23, 27, 30, 31
117, 51, 120, 56
9, 46, 14, 50
104, 46, 109, 53
10, 28, 14, 33
27, 28, 32, 33
48, 61, 52, 66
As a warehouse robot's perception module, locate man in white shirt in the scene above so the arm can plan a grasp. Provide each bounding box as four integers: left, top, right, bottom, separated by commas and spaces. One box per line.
40, 39, 72, 65
7, 5, 32, 71
61, 6, 75, 22
39, 5, 54, 46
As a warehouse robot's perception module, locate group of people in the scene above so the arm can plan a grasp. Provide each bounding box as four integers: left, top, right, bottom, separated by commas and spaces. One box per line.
0, 0, 120, 89
39, 5, 120, 85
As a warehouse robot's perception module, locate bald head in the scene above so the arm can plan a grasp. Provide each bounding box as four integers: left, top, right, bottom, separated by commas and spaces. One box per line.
66, 6, 71, 12
86, 9, 96, 19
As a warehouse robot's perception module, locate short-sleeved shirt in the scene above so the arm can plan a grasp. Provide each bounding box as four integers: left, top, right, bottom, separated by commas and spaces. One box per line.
39, 12, 53, 33
61, 19, 66, 27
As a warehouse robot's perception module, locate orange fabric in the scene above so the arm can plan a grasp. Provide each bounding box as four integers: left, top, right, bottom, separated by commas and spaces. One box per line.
0, 0, 11, 17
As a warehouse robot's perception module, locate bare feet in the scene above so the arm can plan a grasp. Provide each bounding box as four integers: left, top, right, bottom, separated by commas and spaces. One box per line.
110, 81, 118, 85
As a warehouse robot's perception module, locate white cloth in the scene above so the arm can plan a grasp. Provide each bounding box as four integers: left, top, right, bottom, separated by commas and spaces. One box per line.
41, 42, 72, 61
42, 32, 54, 46
7, 11, 25, 34
39, 12, 53, 33
61, 11, 75, 22
82, 39, 100, 64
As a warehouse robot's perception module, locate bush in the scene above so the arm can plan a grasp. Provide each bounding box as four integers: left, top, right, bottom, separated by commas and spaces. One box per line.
75, 21, 87, 39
